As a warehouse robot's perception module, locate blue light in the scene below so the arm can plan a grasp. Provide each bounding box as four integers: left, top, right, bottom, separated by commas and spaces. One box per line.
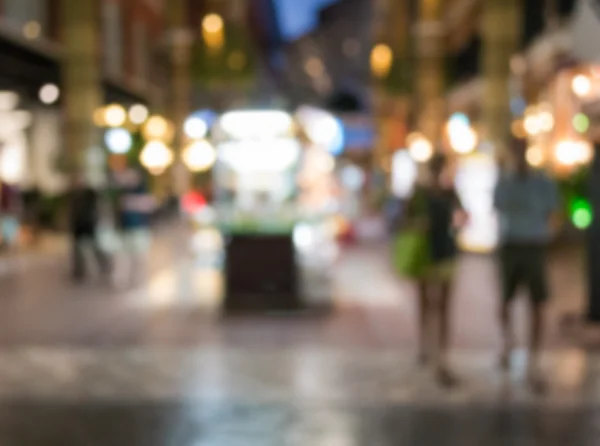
510, 97, 526, 116
449, 113, 469, 128
190, 109, 217, 129
329, 117, 345, 156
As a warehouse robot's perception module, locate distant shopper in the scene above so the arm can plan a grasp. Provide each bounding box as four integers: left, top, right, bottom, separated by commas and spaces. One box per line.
69, 176, 109, 282
398, 153, 467, 388
114, 168, 155, 288
0, 181, 21, 252
494, 137, 560, 393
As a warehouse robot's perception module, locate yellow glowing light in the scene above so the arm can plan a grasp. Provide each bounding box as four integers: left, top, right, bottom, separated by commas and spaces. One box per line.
23, 21, 41, 40
572, 74, 592, 97
538, 111, 555, 132
139, 140, 174, 175
128, 104, 149, 125
182, 140, 217, 172
104, 104, 127, 127
202, 14, 224, 51
524, 114, 542, 136
370, 43, 393, 78
449, 126, 478, 154
143, 115, 172, 141
526, 145, 544, 167
202, 14, 224, 33
555, 140, 580, 166
408, 133, 434, 163
576, 141, 594, 164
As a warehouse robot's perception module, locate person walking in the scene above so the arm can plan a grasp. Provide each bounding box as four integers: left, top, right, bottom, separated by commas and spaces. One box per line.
494, 137, 560, 393
0, 181, 21, 253
399, 153, 467, 388
113, 168, 155, 289
69, 176, 109, 282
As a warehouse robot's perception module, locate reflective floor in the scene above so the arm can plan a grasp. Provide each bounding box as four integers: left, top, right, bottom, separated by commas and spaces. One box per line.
0, 225, 595, 444
0, 347, 597, 444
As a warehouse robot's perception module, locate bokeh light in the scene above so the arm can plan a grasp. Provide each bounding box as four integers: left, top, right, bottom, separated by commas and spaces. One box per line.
104, 104, 127, 127
370, 43, 393, 78
38, 84, 60, 105
104, 128, 133, 154
408, 133, 433, 163
571, 198, 593, 230
572, 74, 592, 97
129, 104, 149, 125
526, 145, 544, 167
538, 111, 554, 132
182, 140, 217, 172
184, 116, 209, 140
202, 13, 224, 33
139, 140, 174, 175
573, 113, 590, 133
143, 115, 172, 141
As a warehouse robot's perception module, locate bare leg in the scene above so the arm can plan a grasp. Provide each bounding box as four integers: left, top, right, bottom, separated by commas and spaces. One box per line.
436, 280, 459, 388
499, 300, 513, 370
417, 281, 430, 365
528, 301, 547, 394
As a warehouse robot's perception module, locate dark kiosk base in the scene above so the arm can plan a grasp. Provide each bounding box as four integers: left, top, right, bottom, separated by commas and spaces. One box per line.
223, 234, 303, 314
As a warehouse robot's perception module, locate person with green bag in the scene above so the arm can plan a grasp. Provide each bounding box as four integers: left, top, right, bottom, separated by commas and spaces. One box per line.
395, 153, 467, 388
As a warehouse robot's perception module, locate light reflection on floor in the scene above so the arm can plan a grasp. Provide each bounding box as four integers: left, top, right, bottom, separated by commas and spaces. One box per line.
125, 266, 224, 309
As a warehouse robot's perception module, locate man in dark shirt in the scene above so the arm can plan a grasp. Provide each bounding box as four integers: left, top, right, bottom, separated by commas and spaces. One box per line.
69, 177, 108, 282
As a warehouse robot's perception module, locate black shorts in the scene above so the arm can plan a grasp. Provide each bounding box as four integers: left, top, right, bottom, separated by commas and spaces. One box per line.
499, 244, 548, 304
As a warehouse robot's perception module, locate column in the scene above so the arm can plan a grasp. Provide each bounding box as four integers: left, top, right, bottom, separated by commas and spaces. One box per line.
415, 0, 445, 146
588, 145, 600, 322
481, 0, 521, 155
168, 0, 193, 195
61, 0, 102, 183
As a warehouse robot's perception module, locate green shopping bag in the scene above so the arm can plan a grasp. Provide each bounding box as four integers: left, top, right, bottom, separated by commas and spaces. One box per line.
393, 228, 430, 278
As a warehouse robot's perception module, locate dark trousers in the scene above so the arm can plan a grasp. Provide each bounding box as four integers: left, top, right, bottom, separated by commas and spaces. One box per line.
71, 231, 109, 280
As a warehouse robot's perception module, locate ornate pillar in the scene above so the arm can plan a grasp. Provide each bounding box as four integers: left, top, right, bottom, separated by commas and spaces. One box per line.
481, 0, 521, 156
415, 0, 445, 146
61, 0, 102, 184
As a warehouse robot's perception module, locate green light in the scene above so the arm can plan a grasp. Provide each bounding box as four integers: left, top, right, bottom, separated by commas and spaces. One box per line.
570, 198, 593, 229
573, 113, 590, 133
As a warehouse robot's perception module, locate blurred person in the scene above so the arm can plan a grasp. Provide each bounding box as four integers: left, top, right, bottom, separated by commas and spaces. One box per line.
494, 137, 559, 393
69, 176, 109, 282
113, 168, 155, 289
22, 187, 42, 246
399, 153, 467, 388
0, 181, 21, 253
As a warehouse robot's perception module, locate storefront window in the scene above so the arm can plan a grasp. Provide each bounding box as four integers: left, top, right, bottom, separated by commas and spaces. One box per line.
103, 0, 123, 77
3, 0, 48, 38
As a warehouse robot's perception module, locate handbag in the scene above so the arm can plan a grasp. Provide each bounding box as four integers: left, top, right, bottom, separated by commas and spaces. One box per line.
393, 227, 430, 278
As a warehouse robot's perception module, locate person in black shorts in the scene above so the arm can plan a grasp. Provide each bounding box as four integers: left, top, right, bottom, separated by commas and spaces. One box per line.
494, 138, 559, 393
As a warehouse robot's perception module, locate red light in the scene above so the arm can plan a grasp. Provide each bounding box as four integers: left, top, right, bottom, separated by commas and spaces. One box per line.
182, 191, 206, 214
